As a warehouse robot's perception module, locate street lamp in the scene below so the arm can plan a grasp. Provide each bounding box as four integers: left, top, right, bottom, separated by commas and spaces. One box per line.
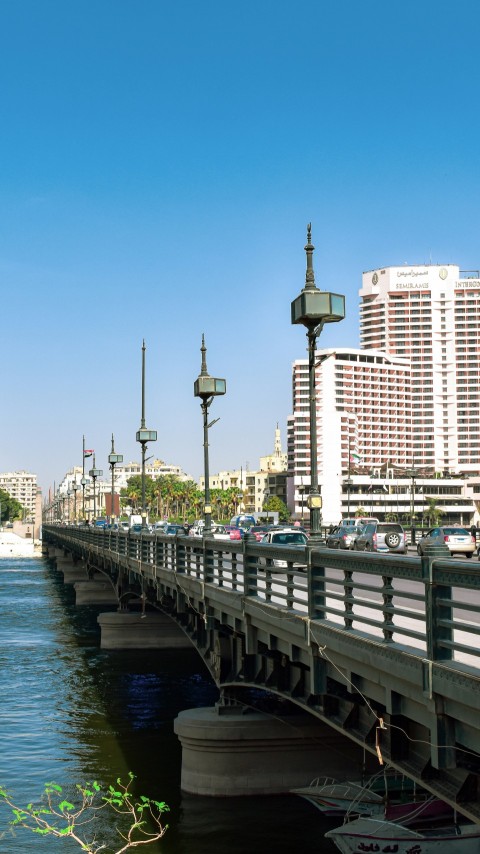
194, 334, 226, 537
72, 480, 79, 524
67, 487, 73, 524
136, 341, 157, 529
80, 476, 90, 521
264, 488, 274, 525
344, 477, 353, 517
291, 224, 345, 543
406, 467, 418, 545
108, 433, 123, 526
89, 455, 103, 522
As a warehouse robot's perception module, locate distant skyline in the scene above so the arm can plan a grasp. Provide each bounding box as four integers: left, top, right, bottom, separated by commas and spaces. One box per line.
2, 1, 480, 495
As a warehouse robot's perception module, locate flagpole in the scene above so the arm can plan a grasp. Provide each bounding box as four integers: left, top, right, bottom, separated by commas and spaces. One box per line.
82, 435, 85, 521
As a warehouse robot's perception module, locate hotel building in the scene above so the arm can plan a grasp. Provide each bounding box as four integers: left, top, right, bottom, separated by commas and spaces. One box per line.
360, 265, 480, 474
287, 263, 480, 525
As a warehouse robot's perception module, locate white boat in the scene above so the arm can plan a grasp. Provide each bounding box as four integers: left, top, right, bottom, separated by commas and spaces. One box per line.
325, 815, 480, 854
291, 777, 385, 817
291, 770, 418, 818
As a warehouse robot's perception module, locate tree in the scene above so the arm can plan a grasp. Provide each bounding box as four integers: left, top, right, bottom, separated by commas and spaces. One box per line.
0, 774, 168, 853
0, 488, 25, 523
263, 495, 290, 524
424, 497, 444, 528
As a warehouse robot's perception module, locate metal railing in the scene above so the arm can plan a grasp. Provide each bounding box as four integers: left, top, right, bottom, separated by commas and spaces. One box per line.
43, 525, 480, 671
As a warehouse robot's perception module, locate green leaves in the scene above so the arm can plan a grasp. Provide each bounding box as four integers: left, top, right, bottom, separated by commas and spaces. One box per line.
0, 775, 169, 853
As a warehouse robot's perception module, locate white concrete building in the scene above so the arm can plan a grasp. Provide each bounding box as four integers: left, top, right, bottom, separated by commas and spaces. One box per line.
114, 459, 194, 491
287, 349, 412, 525
360, 264, 480, 474
0, 470, 38, 518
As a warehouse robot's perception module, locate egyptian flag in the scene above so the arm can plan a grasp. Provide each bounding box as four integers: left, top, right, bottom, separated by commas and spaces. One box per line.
84, 449, 94, 458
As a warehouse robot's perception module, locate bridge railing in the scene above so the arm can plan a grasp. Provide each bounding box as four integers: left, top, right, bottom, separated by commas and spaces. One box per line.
44, 525, 480, 671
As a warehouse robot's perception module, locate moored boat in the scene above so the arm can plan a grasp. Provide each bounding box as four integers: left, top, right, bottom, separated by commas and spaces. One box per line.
291, 769, 420, 818
325, 815, 480, 854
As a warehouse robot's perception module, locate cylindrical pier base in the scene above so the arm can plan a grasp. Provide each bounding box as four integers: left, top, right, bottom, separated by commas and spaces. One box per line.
97, 611, 192, 649
174, 707, 363, 796
75, 581, 118, 606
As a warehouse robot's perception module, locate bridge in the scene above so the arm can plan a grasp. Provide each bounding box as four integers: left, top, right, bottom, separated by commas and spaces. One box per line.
43, 524, 480, 819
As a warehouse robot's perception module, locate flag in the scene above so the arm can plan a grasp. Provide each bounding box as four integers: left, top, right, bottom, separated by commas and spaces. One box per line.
350, 452, 362, 463
84, 450, 94, 458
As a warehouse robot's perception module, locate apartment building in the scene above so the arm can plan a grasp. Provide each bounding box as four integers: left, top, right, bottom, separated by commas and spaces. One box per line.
0, 470, 38, 518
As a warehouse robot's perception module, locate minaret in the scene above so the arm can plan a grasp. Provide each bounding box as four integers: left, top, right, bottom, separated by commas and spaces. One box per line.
274, 423, 282, 457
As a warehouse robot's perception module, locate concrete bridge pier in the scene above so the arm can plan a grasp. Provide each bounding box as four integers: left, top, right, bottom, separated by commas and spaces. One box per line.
74, 580, 119, 606
97, 611, 192, 649
174, 705, 366, 796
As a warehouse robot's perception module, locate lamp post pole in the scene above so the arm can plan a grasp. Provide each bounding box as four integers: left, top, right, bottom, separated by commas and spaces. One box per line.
406, 467, 418, 545
291, 224, 345, 544
136, 341, 157, 529
89, 455, 103, 522
108, 433, 123, 526
194, 335, 226, 537
72, 481, 78, 524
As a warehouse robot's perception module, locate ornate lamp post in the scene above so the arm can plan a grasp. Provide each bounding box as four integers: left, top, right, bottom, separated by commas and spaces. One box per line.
72, 480, 79, 524
67, 487, 73, 523
291, 224, 345, 543
194, 335, 226, 537
136, 341, 157, 529
89, 455, 103, 522
108, 434, 123, 526
406, 467, 418, 545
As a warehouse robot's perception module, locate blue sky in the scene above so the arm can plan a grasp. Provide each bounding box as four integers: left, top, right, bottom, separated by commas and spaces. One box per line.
2, 0, 480, 495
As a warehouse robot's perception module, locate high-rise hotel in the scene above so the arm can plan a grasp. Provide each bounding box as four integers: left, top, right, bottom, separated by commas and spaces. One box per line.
360, 264, 480, 474
287, 263, 480, 523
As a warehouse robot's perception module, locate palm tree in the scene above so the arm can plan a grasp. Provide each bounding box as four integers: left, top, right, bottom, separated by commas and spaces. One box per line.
424, 497, 444, 528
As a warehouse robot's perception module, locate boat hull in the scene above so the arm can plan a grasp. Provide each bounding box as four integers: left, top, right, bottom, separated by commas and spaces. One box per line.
325, 817, 480, 854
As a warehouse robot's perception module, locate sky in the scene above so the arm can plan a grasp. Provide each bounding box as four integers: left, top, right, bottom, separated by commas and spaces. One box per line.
2, 0, 480, 496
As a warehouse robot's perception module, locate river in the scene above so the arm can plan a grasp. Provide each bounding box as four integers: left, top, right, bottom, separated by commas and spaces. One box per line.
0, 556, 337, 852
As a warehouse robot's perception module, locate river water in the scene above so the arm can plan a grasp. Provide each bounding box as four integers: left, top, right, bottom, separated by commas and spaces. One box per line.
0, 556, 337, 852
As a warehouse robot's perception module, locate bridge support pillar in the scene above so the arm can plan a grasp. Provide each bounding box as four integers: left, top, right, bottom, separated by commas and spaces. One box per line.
174, 707, 363, 796
74, 581, 118, 606
57, 561, 91, 584
97, 612, 192, 649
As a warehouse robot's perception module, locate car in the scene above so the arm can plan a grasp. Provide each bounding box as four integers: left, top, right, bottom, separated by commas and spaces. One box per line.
326, 525, 363, 550
417, 526, 476, 558
131, 523, 143, 533
354, 522, 406, 554
119, 521, 130, 533
249, 525, 271, 542
258, 528, 309, 570
210, 525, 231, 540
228, 527, 245, 540
164, 524, 185, 536
340, 517, 378, 529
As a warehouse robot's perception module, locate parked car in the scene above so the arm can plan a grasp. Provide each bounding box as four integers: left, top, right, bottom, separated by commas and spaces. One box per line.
326, 525, 363, 550
119, 521, 129, 533
354, 522, 406, 554
417, 526, 476, 558
258, 528, 309, 570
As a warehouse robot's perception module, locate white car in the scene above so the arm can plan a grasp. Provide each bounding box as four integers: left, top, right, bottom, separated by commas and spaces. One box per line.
258, 528, 308, 570
417, 526, 476, 558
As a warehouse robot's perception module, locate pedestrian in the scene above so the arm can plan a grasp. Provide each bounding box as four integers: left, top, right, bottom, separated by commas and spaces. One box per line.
470, 523, 477, 543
